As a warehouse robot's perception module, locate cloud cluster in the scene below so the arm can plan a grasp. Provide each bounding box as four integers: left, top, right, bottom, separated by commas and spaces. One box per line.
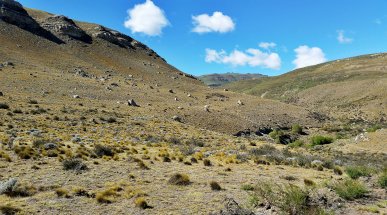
124, 0, 169, 36
337, 30, 353, 44
205, 48, 281, 69
292, 45, 327, 69
259, 42, 277, 50
192, 12, 235, 33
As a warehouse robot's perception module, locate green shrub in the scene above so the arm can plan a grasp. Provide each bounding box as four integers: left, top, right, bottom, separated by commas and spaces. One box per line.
310, 136, 333, 146
333, 179, 368, 200
291, 124, 303, 134
366, 124, 382, 132
288, 140, 304, 148
378, 170, 387, 189
345, 166, 373, 179
241, 184, 254, 191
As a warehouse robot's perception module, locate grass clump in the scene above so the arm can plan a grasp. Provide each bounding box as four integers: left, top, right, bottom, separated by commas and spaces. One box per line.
168, 173, 190, 186
378, 170, 387, 189
310, 135, 333, 146
366, 124, 382, 132
288, 140, 304, 148
62, 158, 88, 171
203, 159, 212, 166
345, 166, 373, 179
241, 184, 254, 191
291, 124, 303, 134
134, 197, 151, 209
333, 179, 368, 200
55, 188, 70, 198
94, 145, 115, 157
0, 204, 20, 215
210, 181, 222, 191
333, 166, 343, 175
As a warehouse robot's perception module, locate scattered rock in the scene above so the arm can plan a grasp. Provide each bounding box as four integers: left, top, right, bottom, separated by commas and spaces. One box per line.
237, 100, 244, 106
224, 89, 229, 91
311, 160, 323, 167
0, 178, 17, 195
354, 133, 369, 143
168, 89, 174, 93
71, 135, 82, 143
204, 105, 210, 112
210, 198, 255, 215
128, 99, 139, 107
73, 95, 80, 99
187, 94, 192, 97
172, 115, 182, 122
74, 68, 91, 78
44, 143, 57, 150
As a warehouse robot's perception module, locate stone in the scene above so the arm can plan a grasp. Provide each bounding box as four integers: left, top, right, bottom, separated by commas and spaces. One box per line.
0, 92, 3, 96
73, 95, 80, 99
204, 105, 210, 112
172, 115, 182, 122
44, 142, 57, 150
128, 99, 139, 107
0, 178, 17, 195
237, 100, 244, 105
168, 89, 174, 93
210, 198, 255, 215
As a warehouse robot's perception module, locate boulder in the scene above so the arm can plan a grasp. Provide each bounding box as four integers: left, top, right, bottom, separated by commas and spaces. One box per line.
128, 99, 139, 107
0, 178, 17, 195
44, 142, 57, 150
41, 15, 92, 43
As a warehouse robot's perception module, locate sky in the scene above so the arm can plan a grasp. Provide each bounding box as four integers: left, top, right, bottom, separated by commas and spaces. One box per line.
18, 0, 387, 76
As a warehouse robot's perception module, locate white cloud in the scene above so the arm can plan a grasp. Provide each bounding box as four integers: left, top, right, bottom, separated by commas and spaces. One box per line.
205, 48, 281, 69
375, 19, 382, 25
337, 30, 353, 44
293, 45, 327, 69
192, 12, 235, 34
124, 0, 169, 36
259, 42, 277, 50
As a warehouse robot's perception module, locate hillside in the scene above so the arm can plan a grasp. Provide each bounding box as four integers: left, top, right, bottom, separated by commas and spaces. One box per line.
225, 54, 387, 124
0, 1, 386, 215
198, 73, 267, 87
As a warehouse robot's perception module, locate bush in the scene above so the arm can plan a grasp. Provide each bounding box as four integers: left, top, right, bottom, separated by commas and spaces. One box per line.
378, 170, 387, 189
310, 136, 333, 146
55, 188, 70, 198
333, 166, 343, 175
96, 187, 120, 203
333, 179, 368, 200
28, 100, 38, 104
168, 173, 190, 186
135, 197, 150, 209
288, 140, 304, 148
210, 181, 222, 191
62, 158, 88, 171
203, 159, 212, 166
241, 184, 254, 191
0, 103, 9, 109
0, 204, 20, 215
94, 145, 114, 157
291, 124, 303, 134
345, 166, 373, 179
366, 124, 382, 132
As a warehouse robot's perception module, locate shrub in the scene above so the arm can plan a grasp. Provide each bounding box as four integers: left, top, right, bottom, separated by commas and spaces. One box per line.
134, 197, 150, 209
203, 159, 212, 166
378, 170, 387, 189
168, 173, 190, 186
14, 146, 37, 159
288, 140, 304, 148
311, 136, 333, 146
291, 124, 303, 134
5, 183, 37, 197
333, 179, 368, 200
210, 181, 222, 191
0, 103, 9, 109
106, 117, 117, 123
366, 124, 382, 132
0, 204, 20, 215
345, 166, 373, 179
28, 99, 38, 104
94, 145, 114, 157
241, 184, 254, 191
62, 158, 88, 171
12, 109, 22, 114
249, 144, 277, 157
55, 188, 70, 198
96, 187, 119, 203
333, 166, 343, 175
303, 179, 316, 186
0, 178, 17, 195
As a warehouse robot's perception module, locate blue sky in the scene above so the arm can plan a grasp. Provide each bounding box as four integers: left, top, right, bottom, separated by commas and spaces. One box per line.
19, 0, 387, 76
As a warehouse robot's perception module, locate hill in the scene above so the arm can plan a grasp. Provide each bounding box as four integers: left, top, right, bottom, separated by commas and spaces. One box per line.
225, 54, 387, 124
198, 73, 267, 87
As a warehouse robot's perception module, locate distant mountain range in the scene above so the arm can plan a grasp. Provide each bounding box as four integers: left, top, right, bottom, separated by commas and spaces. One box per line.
198, 73, 267, 87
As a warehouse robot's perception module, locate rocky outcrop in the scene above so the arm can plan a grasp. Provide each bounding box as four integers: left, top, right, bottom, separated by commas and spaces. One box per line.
41, 15, 92, 43
0, 0, 63, 44
91, 25, 165, 61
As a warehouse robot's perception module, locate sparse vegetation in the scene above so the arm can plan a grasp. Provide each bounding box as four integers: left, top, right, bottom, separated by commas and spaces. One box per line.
291, 124, 303, 134
310, 135, 334, 146
135, 197, 150, 209
345, 166, 373, 179
333, 179, 368, 200
378, 170, 387, 189
0, 103, 10, 109
210, 181, 222, 191
168, 173, 190, 186
62, 158, 88, 171
0, 204, 20, 215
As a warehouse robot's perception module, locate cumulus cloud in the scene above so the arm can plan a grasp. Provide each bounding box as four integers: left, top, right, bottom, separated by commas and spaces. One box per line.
124, 0, 169, 36
293, 45, 327, 69
337, 30, 353, 44
259, 42, 277, 50
192, 12, 235, 33
205, 48, 281, 69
